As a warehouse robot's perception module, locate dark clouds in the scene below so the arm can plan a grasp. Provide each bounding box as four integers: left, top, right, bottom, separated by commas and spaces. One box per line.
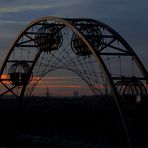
0, 0, 148, 67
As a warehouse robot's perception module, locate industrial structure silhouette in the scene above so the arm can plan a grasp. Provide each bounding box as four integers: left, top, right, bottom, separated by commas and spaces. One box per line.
0, 16, 147, 98
0, 16, 148, 148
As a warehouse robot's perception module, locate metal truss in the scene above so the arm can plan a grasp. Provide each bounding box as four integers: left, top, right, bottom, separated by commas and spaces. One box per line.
0, 17, 147, 99
0, 16, 148, 148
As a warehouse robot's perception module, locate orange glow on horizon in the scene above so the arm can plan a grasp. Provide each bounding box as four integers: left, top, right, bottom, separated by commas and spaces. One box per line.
32, 87, 93, 96
0, 74, 10, 84
35, 84, 81, 88
0, 75, 106, 96
1, 74, 9, 79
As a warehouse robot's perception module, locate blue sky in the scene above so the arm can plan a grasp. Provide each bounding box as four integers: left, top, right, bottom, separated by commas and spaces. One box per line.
0, 0, 148, 67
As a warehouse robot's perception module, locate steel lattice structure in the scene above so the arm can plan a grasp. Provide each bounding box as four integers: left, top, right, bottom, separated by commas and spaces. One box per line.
0, 16, 148, 148
0, 16, 147, 99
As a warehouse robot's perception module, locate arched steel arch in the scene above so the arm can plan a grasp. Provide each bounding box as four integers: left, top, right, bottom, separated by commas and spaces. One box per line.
0, 16, 148, 147
0, 16, 147, 98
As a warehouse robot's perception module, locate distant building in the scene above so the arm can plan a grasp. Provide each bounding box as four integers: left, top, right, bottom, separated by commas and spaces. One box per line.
73, 91, 79, 97
46, 87, 50, 97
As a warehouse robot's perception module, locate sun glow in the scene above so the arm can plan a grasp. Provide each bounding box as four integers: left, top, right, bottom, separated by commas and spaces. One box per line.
0, 74, 105, 96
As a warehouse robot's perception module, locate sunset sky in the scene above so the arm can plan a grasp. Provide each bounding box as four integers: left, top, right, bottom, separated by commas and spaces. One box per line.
0, 0, 148, 96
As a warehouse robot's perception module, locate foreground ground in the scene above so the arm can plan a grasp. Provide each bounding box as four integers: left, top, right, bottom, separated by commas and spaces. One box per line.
0, 95, 147, 148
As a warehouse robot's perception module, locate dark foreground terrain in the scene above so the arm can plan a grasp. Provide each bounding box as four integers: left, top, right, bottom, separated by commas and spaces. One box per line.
0, 95, 148, 148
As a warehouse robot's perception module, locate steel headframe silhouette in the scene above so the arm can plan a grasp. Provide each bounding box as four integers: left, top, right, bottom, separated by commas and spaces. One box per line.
0, 16, 148, 148
0, 16, 147, 98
